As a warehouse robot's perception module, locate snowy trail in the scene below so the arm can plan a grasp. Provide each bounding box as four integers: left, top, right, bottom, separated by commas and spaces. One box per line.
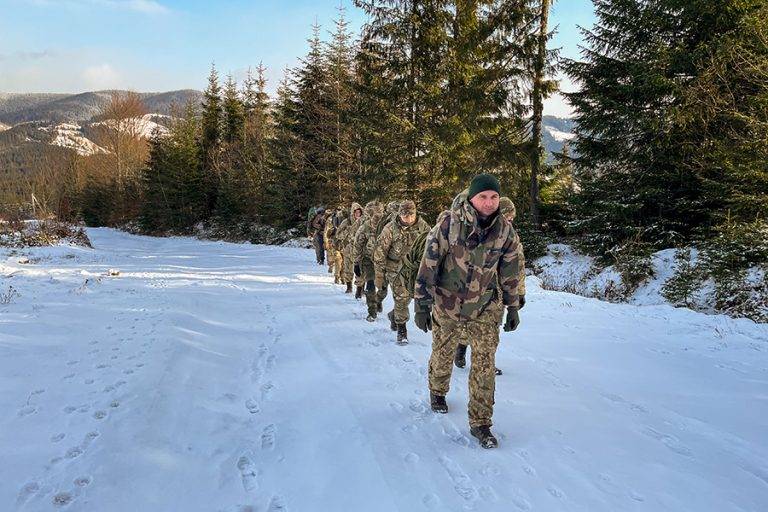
1, 228, 767, 511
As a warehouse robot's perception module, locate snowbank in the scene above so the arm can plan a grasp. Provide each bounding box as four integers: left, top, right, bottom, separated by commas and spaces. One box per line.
532, 244, 767, 321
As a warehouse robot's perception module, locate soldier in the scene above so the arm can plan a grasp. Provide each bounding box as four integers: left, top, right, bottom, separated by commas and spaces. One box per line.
354, 201, 384, 320
374, 200, 430, 344
322, 209, 335, 274
414, 174, 522, 449
372, 201, 401, 312
324, 207, 343, 282
307, 206, 326, 265
335, 202, 363, 293
454, 196, 527, 375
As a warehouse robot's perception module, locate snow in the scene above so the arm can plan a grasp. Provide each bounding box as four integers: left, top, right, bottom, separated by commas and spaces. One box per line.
544, 126, 576, 142
39, 123, 107, 156
1, 229, 767, 511
91, 115, 169, 138
0, 121, 10, 132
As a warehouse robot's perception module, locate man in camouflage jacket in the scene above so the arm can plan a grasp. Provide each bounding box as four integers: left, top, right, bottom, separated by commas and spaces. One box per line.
324, 207, 345, 283
374, 200, 430, 343
372, 201, 401, 310
334, 202, 363, 293
307, 207, 326, 265
354, 201, 384, 319
414, 174, 522, 448
454, 195, 527, 375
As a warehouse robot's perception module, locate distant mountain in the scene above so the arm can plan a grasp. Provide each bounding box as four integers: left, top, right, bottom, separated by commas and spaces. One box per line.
541, 115, 576, 162
0, 89, 202, 125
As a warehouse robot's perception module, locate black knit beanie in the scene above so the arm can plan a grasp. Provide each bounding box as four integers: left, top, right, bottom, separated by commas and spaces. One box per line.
467, 174, 500, 200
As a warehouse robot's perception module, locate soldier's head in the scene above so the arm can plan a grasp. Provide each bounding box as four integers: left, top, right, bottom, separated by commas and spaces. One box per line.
351, 202, 363, 220
364, 200, 383, 218
467, 174, 500, 219
398, 200, 417, 226
499, 197, 516, 222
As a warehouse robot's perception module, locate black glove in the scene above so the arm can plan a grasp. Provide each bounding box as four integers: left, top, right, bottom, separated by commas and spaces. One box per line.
503, 306, 520, 332
353, 263, 361, 277
414, 300, 433, 332
518, 294, 526, 309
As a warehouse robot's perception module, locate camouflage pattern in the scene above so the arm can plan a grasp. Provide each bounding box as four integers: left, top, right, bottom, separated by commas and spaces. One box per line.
323, 209, 336, 273
354, 202, 384, 315
428, 305, 500, 427
335, 202, 363, 284
308, 209, 326, 263
374, 214, 430, 283
374, 210, 430, 324
414, 194, 521, 322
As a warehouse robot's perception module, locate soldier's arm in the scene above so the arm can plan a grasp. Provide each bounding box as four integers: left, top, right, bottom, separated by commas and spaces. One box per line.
498, 228, 522, 308
414, 213, 450, 304
374, 223, 393, 283
353, 223, 367, 264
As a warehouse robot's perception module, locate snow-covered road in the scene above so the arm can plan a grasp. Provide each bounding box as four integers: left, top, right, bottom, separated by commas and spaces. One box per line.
1, 228, 767, 511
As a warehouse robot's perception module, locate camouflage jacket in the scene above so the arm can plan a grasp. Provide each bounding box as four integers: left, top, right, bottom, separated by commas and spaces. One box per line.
414, 196, 521, 322
353, 213, 383, 263
334, 202, 363, 251
374, 216, 430, 281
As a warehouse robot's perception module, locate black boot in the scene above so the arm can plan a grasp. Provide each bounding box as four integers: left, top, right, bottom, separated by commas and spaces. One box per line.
495, 367, 503, 376
396, 323, 408, 345
377, 301, 383, 313
470, 425, 498, 449
355, 286, 363, 299
366, 304, 377, 322
430, 393, 448, 414
345, 282, 352, 293
387, 310, 397, 332
454, 344, 467, 369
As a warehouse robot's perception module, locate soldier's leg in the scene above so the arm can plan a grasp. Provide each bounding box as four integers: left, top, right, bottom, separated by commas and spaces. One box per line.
376, 274, 388, 309
391, 274, 412, 325
466, 312, 500, 428
342, 248, 354, 291
334, 250, 344, 283
313, 232, 325, 264
428, 310, 461, 398
362, 258, 377, 317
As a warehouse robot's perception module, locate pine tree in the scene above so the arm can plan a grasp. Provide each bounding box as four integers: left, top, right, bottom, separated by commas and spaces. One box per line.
222, 75, 245, 145
141, 102, 206, 232
563, 0, 763, 257
200, 63, 223, 217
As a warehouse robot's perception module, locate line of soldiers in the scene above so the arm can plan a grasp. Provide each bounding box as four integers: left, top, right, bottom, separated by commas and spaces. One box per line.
307, 174, 526, 449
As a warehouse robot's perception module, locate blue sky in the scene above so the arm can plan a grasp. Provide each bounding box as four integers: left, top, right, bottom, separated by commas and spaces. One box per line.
0, 0, 595, 116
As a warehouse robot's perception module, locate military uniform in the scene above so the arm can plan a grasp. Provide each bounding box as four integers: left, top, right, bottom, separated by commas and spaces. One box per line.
334, 202, 363, 291
372, 201, 401, 310
374, 200, 430, 340
414, 180, 521, 439
307, 208, 326, 264
354, 201, 384, 319
454, 196, 527, 373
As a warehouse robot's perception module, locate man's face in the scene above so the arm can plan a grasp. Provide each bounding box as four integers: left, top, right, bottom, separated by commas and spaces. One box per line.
353, 209, 362, 220
470, 191, 500, 218
399, 213, 416, 226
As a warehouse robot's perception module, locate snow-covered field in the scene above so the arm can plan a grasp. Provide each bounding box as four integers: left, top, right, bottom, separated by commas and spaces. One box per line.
1, 229, 767, 512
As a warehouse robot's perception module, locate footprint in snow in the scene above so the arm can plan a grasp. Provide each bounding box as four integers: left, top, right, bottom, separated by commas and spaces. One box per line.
261, 424, 276, 451
237, 456, 258, 492
52, 492, 73, 508
267, 494, 287, 512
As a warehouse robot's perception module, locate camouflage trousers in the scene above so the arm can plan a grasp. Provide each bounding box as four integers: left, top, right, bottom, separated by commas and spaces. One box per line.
360, 257, 377, 315
458, 300, 504, 347
387, 271, 412, 324
333, 250, 344, 282
342, 247, 363, 286
428, 306, 500, 428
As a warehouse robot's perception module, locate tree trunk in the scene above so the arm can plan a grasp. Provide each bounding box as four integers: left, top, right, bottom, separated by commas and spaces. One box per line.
529, 0, 550, 228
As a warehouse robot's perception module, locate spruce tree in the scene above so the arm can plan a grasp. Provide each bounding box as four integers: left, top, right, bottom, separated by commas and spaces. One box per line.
200, 63, 223, 217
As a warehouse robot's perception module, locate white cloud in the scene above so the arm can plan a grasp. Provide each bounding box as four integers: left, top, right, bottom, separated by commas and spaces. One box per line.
82, 63, 122, 90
